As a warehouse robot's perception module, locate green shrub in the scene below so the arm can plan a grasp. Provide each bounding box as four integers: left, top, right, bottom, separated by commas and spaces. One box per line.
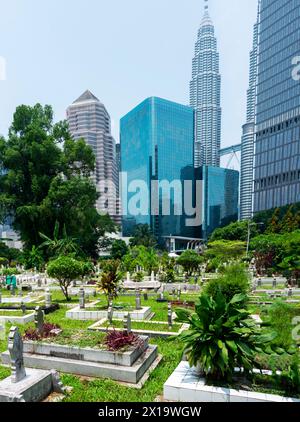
175, 292, 276, 381
267, 301, 295, 350
204, 263, 250, 302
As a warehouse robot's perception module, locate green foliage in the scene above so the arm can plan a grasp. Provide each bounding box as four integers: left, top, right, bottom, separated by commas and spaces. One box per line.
175, 293, 276, 381
0, 104, 116, 259
267, 301, 296, 350
278, 354, 300, 394
205, 263, 250, 302
47, 255, 85, 301
129, 224, 157, 248
39, 221, 80, 258
210, 221, 258, 242
0, 267, 20, 276
250, 231, 300, 282
159, 268, 176, 284
97, 260, 123, 304
177, 250, 203, 277
122, 246, 159, 275
205, 240, 246, 263
110, 239, 128, 260
132, 271, 145, 282
21, 245, 44, 271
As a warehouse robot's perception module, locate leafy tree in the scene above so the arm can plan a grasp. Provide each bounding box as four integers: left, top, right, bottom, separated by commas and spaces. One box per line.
175, 293, 276, 381
266, 208, 281, 234
129, 224, 157, 248
205, 240, 246, 263
0, 104, 115, 258
280, 206, 298, 233
47, 255, 85, 301
110, 239, 128, 260
121, 246, 159, 275
177, 250, 203, 278
210, 221, 258, 242
97, 260, 123, 305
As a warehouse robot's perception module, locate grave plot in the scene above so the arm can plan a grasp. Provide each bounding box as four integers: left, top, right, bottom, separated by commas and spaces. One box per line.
89, 304, 189, 338
65, 289, 153, 321
1, 313, 159, 385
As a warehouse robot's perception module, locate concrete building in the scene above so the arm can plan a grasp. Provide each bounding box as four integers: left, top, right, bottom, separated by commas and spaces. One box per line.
67, 90, 120, 224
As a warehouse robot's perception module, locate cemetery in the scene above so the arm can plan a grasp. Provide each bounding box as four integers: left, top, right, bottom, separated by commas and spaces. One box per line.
0, 238, 300, 402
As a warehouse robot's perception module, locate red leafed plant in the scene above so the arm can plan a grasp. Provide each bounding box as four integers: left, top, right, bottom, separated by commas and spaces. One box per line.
104, 330, 144, 352
23, 323, 61, 341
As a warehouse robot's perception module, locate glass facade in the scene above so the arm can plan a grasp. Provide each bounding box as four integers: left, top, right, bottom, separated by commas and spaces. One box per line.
254, 0, 300, 212
120, 97, 195, 243
196, 166, 239, 239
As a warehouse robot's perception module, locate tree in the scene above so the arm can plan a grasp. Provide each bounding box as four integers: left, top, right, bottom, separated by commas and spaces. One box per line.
177, 250, 203, 278
210, 221, 258, 242
281, 206, 298, 233
110, 240, 128, 260
175, 293, 276, 381
205, 240, 246, 263
97, 260, 123, 305
47, 255, 85, 301
0, 104, 115, 258
129, 224, 157, 248
266, 208, 281, 234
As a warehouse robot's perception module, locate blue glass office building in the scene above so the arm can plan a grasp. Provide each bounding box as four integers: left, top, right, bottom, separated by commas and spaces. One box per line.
196, 166, 239, 239
120, 97, 195, 243
254, 0, 300, 212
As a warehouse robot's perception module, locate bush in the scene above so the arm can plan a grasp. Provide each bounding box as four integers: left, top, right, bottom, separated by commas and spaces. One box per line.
23, 323, 60, 341
104, 330, 144, 351
204, 263, 250, 302
175, 293, 276, 381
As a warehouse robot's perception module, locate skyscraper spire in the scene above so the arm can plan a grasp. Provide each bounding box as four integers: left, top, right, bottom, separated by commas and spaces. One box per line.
190, 0, 221, 168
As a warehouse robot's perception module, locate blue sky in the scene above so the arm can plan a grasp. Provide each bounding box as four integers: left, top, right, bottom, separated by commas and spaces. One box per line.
0, 0, 257, 154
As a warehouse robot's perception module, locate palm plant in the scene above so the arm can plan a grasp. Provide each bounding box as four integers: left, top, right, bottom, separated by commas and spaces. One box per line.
97, 260, 123, 306
39, 221, 79, 257
175, 293, 276, 381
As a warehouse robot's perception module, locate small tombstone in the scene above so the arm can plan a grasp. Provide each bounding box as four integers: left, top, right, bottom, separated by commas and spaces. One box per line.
135, 290, 142, 310
168, 303, 172, 329
37, 278, 42, 288
143, 291, 148, 301
126, 272, 130, 283
10, 283, 16, 296
20, 302, 26, 315
288, 288, 293, 297
184, 285, 187, 293
257, 278, 262, 287
8, 326, 27, 383
151, 271, 155, 282
177, 287, 181, 301
79, 288, 85, 309
172, 287, 176, 299
35, 306, 44, 335
44, 278, 47, 286
273, 278, 277, 288
45, 288, 52, 308
0, 291, 2, 304
107, 301, 113, 324
123, 313, 132, 333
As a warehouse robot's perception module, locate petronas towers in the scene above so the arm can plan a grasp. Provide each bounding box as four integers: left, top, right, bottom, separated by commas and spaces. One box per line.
190, 1, 221, 168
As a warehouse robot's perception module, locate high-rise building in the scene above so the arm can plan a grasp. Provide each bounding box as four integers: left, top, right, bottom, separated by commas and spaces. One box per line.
120, 97, 195, 244
67, 90, 120, 224
240, 3, 260, 220
190, 0, 221, 168
195, 166, 239, 239
253, 0, 300, 213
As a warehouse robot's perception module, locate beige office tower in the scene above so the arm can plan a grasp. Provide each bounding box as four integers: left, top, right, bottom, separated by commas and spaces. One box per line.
67, 90, 121, 225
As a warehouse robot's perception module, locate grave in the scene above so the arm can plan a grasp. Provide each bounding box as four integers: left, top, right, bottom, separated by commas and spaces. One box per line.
0, 327, 66, 402
1, 332, 158, 385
